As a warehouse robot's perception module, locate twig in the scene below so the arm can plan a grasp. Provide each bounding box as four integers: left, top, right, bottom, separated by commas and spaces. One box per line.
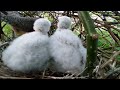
93, 19, 120, 33
44, 76, 87, 79
109, 61, 116, 70
95, 20, 120, 45
100, 51, 120, 69
0, 76, 33, 79
107, 28, 120, 45
105, 67, 120, 79
42, 68, 47, 79
93, 57, 103, 74
76, 67, 87, 77
109, 51, 120, 60
1, 23, 7, 29
0, 42, 9, 48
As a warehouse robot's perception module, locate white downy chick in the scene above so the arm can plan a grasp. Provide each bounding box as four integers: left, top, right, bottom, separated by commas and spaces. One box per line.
2, 18, 51, 73
49, 16, 86, 74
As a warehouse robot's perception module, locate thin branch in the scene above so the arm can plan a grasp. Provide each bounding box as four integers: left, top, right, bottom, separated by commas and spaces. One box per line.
0, 76, 33, 79
44, 76, 88, 79
100, 51, 120, 69
105, 67, 120, 79
0, 42, 9, 48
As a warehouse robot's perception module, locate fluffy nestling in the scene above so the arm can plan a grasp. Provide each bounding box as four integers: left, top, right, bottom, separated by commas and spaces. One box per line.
49, 16, 87, 74
2, 18, 51, 73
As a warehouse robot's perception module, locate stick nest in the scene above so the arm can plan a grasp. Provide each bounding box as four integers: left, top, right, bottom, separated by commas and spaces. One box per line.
0, 41, 120, 79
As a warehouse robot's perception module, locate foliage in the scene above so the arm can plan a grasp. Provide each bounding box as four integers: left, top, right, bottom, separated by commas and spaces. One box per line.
1, 22, 13, 39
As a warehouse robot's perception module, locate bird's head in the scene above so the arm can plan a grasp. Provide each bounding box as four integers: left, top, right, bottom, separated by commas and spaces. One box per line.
57, 16, 72, 29
33, 18, 51, 34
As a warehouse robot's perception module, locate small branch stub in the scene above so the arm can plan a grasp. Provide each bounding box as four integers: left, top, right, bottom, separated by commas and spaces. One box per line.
92, 34, 98, 40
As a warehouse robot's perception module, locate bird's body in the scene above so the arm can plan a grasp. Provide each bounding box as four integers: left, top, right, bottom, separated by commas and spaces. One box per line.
49, 16, 86, 74
2, 18, 51, 73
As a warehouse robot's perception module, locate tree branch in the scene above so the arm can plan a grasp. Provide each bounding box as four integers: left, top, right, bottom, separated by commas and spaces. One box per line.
78, 11, 98, 78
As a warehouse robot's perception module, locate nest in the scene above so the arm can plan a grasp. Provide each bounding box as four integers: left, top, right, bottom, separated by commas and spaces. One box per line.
0, 41, 120, 79
0, 41, 89, 79
0, 59, 88, 79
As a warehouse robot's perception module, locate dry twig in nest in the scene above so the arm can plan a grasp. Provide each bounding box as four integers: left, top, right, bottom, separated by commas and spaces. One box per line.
0, 42, 9, 48
44, 76, 88, 79
100, 51, 120, 69
0, 76, 33, 79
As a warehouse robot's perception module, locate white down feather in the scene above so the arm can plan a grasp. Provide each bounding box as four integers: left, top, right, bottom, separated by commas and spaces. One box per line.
49, 16, 87, 74
2, 18, 51, 73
